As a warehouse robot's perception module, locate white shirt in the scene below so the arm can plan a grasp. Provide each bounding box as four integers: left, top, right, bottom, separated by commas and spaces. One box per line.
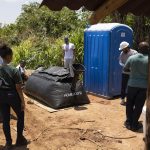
119, 49, 138, 67
62, 43, 75, 59
119, 49, 138, 74
16, 65, 26, 74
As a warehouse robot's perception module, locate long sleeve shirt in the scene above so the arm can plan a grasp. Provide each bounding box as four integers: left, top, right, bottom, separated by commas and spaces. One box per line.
119, 49, 138, 74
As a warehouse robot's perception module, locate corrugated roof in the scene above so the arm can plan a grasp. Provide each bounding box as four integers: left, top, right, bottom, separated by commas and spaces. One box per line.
41, 0, 150, 17
40, 0, 105, 11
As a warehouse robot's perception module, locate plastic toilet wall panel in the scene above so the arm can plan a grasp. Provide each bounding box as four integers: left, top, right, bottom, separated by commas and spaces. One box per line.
84, 24, 133, 98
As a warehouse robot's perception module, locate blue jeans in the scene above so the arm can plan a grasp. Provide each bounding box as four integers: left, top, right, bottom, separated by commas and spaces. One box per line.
0, 90, 24, 143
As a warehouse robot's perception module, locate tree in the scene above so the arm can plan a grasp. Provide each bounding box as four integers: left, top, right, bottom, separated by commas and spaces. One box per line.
15, 3, 81, 38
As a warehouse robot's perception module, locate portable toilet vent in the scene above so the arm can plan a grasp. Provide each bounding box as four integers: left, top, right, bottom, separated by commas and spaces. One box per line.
84, 23, 133, 98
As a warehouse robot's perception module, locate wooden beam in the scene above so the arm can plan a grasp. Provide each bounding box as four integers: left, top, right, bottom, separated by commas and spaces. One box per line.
89, 0, 128, 24
145, 50, 150, 149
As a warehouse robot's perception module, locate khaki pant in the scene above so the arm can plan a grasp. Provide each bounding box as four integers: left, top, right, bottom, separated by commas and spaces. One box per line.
64, 59, 74, 77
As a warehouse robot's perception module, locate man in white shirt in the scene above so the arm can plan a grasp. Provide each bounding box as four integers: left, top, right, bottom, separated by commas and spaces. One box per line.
119, 41, 138, 105
16, 60, 28, 82
62, 37, 75, 77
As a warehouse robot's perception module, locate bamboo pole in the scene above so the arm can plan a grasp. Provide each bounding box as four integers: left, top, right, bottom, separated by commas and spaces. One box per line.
89, 0, 128, 25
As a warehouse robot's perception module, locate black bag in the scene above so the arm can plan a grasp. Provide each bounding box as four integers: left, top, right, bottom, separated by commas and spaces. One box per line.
24, 65, 90, 109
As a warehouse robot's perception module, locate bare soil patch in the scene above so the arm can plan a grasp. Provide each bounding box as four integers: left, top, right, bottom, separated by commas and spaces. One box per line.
0, 94, 145, 150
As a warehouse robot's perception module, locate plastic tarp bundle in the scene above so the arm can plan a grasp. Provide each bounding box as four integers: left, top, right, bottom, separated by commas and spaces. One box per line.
24, 65, 90, 109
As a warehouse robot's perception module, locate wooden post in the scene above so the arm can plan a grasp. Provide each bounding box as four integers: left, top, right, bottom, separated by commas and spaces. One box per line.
89, 0, 128, 25
145, 49, 150, 149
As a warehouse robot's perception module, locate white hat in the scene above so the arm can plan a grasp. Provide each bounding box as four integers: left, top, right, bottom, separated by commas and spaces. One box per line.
119, 41, 129, 50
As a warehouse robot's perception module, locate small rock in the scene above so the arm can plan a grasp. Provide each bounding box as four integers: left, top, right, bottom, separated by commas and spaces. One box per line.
27, 101, 34, 104
80, 137, 86, 140
117, 140, 122, 143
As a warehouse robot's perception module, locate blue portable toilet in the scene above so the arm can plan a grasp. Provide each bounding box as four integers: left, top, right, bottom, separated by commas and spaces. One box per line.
84, 23, 133, 98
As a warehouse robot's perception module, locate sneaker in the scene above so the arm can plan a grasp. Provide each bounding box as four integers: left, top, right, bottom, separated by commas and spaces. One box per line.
132, 122, 143, 132
120, 99, 126, 106
15, 136, 29, 146
124, 121, 132, 130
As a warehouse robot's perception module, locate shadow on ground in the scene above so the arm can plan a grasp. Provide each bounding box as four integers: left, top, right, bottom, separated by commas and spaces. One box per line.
74, 106, 88, 111
0, 145, 29, 150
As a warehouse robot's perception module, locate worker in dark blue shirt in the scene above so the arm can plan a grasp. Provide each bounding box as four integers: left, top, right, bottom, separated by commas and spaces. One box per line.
0, 43, 28, 149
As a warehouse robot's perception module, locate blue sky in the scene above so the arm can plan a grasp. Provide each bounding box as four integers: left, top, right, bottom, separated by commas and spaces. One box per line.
0, 0, 42, 25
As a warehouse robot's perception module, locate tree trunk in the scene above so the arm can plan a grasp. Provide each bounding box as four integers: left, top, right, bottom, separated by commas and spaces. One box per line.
111, 11, 127, 23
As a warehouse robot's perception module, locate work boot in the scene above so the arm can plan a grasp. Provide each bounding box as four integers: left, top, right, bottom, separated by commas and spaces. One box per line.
15, 135, 29, 146
131, 122, 143, 132
124, 121, 132, 130
3, 141, 12, 150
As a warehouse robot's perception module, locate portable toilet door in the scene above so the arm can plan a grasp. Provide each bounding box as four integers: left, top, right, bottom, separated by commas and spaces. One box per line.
109, 25, 133, 97
84, 23, 133, 98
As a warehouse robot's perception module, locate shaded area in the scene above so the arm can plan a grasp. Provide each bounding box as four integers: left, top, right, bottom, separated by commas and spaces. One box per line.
41, 0, 150, 17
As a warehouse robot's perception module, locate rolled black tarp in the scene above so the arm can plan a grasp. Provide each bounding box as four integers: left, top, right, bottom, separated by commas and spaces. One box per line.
24, 64, 90, 109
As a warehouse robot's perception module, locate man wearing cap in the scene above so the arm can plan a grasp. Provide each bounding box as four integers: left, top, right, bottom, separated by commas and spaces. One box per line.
62, 36, 75, 77
119, 41, 138, 105
124, 42, 149, 131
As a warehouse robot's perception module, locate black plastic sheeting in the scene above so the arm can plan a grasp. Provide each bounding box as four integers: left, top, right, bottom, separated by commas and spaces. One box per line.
24, 65, 90, 109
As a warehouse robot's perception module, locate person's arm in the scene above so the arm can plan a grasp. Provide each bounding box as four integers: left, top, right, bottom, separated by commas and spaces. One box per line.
16, 84, 25, 111
133, 50, 138, 55
119, 60, 125, 67
119, 53, 125, 67
124, 57, 131, 72
14, 69, 25, 111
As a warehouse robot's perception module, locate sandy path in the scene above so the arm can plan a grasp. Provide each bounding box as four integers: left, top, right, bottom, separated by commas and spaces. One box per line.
0, 94, 145, 150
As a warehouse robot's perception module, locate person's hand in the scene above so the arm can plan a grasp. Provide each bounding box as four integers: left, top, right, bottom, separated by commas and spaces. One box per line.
21, 101, 26, 111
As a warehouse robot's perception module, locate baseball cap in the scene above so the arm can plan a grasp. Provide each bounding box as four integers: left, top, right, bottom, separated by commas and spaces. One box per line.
119, 41, 129, 50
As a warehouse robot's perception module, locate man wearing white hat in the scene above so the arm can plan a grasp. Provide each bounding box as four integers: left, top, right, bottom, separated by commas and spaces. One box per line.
119, 41, 138, 105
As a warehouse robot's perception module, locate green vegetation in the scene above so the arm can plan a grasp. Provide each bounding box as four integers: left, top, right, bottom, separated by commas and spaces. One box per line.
0, 3, 88, 69
0, 2, 149, 69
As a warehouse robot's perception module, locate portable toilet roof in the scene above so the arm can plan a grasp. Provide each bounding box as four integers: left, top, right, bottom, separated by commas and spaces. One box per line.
85, 23, 133, 31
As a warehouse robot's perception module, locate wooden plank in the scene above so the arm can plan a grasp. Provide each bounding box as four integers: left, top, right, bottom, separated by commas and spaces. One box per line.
24, 94, 59, 113
31, 100, 59, 113
145, 50, 150, 149
89, 0, 128, 24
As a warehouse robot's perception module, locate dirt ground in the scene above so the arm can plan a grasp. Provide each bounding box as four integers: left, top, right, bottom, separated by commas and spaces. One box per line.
0, 94, 145, 150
